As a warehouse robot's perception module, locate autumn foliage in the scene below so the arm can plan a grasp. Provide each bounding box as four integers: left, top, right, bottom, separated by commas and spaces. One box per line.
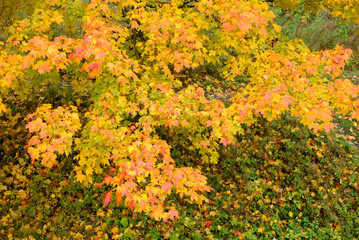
1, 0, 359, 222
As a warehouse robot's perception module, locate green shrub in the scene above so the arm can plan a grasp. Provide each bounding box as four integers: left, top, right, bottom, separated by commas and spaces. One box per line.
215, 113, 359, 238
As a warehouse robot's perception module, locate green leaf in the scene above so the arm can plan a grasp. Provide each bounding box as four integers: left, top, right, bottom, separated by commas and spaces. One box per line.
120, 217, 128, 228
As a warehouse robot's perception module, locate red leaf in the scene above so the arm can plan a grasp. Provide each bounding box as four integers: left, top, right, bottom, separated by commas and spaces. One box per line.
103, 191, 112, 205
205, 221, 212, 228
75, 46, 84, 55
87, 62, 99, 71
220, 138, 229, 147
128, 200, 135, 211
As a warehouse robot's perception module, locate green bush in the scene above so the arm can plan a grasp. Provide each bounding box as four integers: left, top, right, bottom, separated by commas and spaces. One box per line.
214, 113, 359, 238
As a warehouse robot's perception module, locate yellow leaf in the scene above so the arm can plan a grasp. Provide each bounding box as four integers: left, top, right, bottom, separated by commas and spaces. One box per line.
74, 232, 83, 239
85, 225, 93, 230
0, 99, 6, 113
76, 173, 86, 183
273, 24, 281, 33
18, 189, 27, 200
97, 210, 105, 217
22, 224, 30, 230
111, 226, 119, 234
28, 147, 40, 161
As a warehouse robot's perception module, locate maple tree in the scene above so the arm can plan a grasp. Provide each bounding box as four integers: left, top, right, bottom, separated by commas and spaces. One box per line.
1, 0, 359, 222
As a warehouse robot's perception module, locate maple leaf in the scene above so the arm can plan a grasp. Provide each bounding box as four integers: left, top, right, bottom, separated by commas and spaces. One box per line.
161, 182, 172, 193
220, 138, 229, 146
75, 46, 84, 55
131, 21, 139, 29
172, 120, 179, 127
34, 61, 51, 74
168, 208, 179, 221
273, 23, 281, 33
95, 51, 106, 59
281, 95, 293, 108
222, 22, 234, 32
28, 147, 40, 161
103, 191, 112, 205
352, 110, 359, 121
127, 200, 136, 212
87, 62, 99, 71
200, 141, 210, 148
21, 55, 34, 70
145, 160, 153, 170
0, 99, 6, 113
39, 130, 49, 139
3, 75, 14, 87
76, 173, 87, 183
174, 64, 182, 73
28, 136, 41, 146
116, 191, 124, 206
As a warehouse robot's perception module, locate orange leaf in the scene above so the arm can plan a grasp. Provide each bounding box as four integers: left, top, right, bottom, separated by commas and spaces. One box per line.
37, 61, 51, 74
281, 95, 293, 108
168, 208, 179, 221
28, 147, 40, 161
131, 21, 139, 29
174, 64, 182, 73
161, 182, 172, 193
26, 121, 36, 133
116, 191, 123, 206
22, 55, 34, 70
103, 191, 112, 205
220, 138, 229, 146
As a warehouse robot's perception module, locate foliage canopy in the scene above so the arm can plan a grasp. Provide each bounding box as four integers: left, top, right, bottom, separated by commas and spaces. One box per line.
1, 0, 359, 221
